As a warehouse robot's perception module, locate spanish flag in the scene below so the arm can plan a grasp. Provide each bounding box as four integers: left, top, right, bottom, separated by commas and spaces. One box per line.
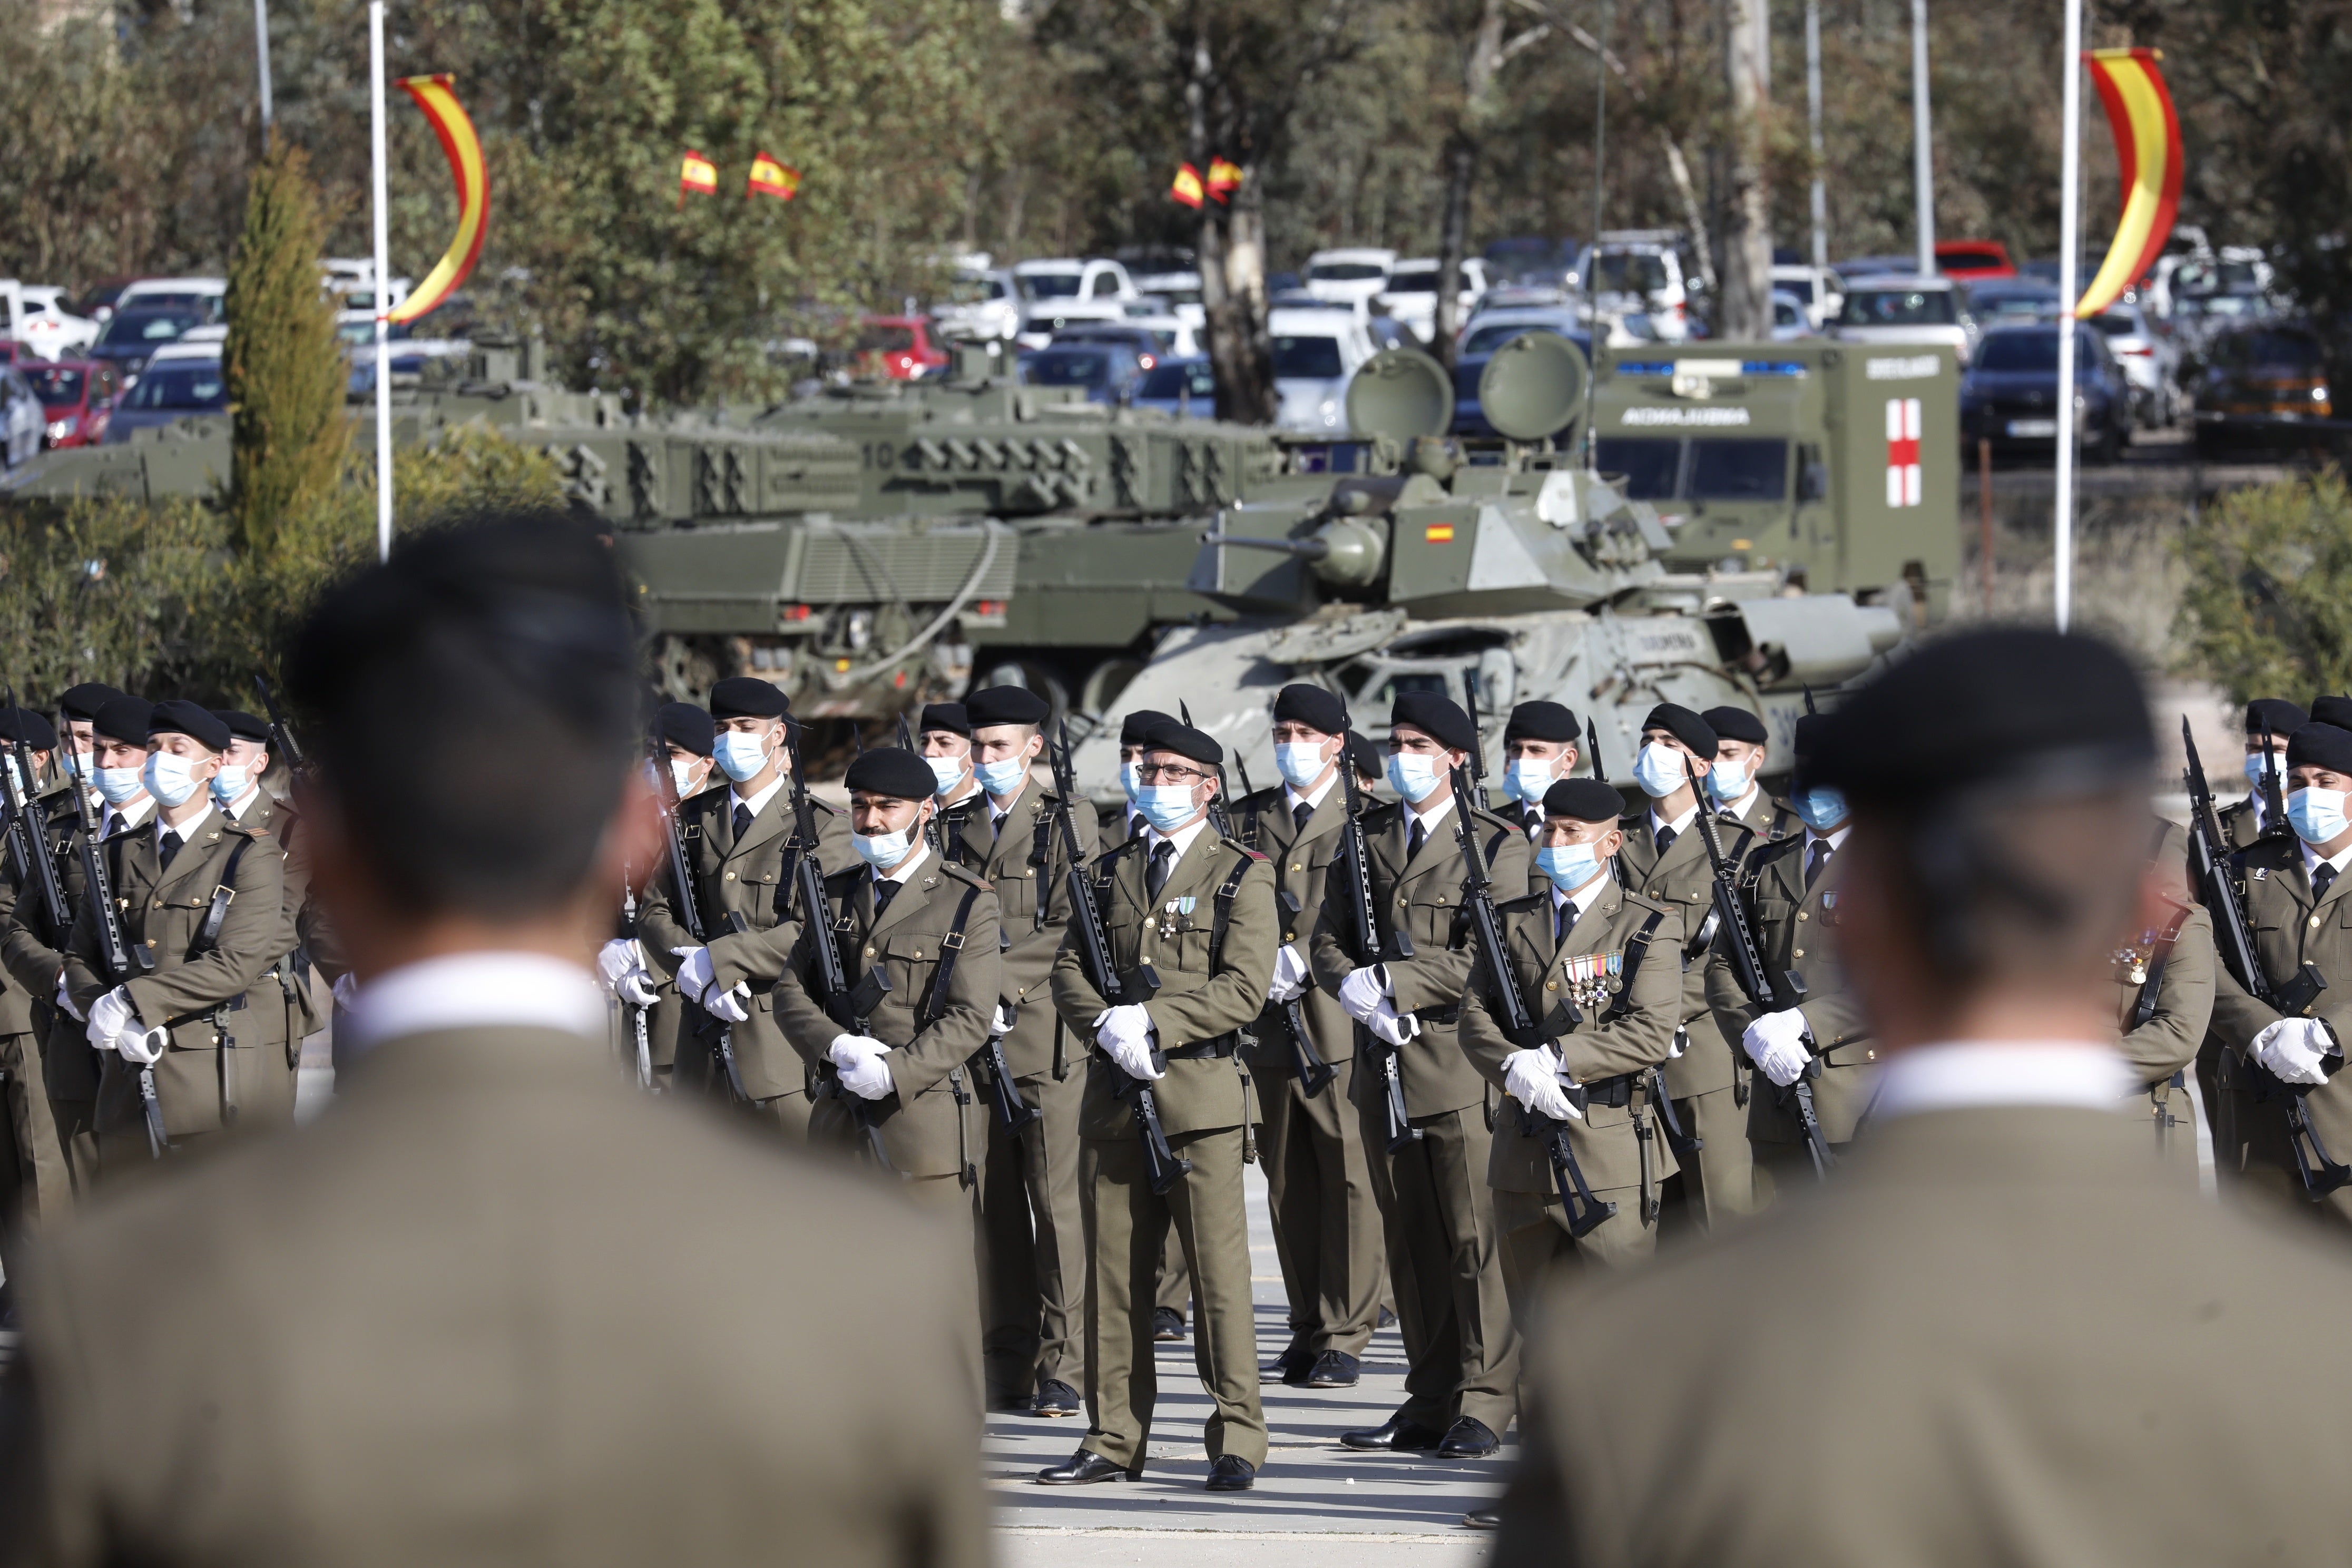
1207, 158, 1244, 203
748, 152, 800, 201
2075, 49, 2181, 317
1170, 163, 1205, 210
679, 150, 719, 204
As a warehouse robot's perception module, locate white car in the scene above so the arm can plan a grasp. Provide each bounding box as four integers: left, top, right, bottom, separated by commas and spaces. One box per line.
1268, 305, 1374, 434
1375, 258, 1489, 345
1579, 233, 1696, 341
1829, 274, 1975, 365
1010, 259, 1139, 349
1304, 248, 1397, 309
1770, 289, 1815, 340
932, 267, 1021, 342
1130, 268, 1206, 329
1769, 262, 1843, 329
2088, 301, 2182, 426
3, 285, 99, 358
116, 276, 228, 324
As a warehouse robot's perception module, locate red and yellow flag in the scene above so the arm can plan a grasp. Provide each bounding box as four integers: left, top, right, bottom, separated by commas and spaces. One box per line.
1206, 158, 1244, 203
1170, 162, 1204, 210
679, 150, 719, 201
2076, 48, 2182, 318
387, 75, 487, 326
747, 152, 800, 201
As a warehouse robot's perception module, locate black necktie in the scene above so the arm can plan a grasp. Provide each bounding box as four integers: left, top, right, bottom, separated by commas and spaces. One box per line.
1146, 840, 1175, 900
1129, 812, 1148, 842
2316, 862, 2337, 901
873, 878, 899, 919
1293, 800, 1314, 834
159, 828, 181, 866
1806, 839, 1833, 891
1655, 824, 1678, 854
1407, 819, 1427, 861
1555, 897, 1574, 945
1524, 807, 1544, 832
732, 801, 752, 844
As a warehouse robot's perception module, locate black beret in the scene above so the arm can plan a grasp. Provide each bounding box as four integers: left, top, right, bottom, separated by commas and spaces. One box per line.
0, 707, 55, 750
1141, 719, 1222, 768
651, 701, 714, 757
1121, 708, 1177, 747
708, 677, 791, 721
212, 708, 271, 744
1273, 683, 1347, 736
2246, 698, 2308, 737
1347, 730, 1384, 781
1701, 705, 1769, 745
148, 698, 230, 754
92, 695, 153, 747
1542, 778, 1626, 824
1811, 628, 2153, 805
1641, 703, 1718, 758
965, 687, 1050, 729
58, 683, 122, 722
1391, 692, 1476, 754
844, 746, 940, 802
2287, 721, 2352, 776
2306, 697, 2352, 734
1791, 713, 1832, 787
1504, 700, 1579, 744
918, 702, 972, 738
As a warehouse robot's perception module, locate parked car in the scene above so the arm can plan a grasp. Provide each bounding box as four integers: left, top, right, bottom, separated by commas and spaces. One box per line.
89, 305, 204, 383
1769, 262, 1843, 329
1375, 258, 1489, 345
115, 276, 227, 324
1010, 258, 1140, 348
71, 276, 143, 324
932, 266, 1022, 342
102, 341, 226, 442
1959, 321, 2131, 464
1483, 236, 1578, 287
5, 285, 100, 358
1934, 239, 2017, 281
0, 366, 40, 468
1576, 232, 1697, 340
1268, 304, 1375, 433
2191, 324, 2331, 455
24, 358, 119, 448
1831, 274, 1975, 363
1130, 355, 1219, 419
1452, 320, 1592, 438
1769, 289, 1815, 340
1123, 254, 1206, 329
2088, 301, 2182, 427
1017, 342, 1146, 404
1831, 254, 1918, 280
1961, 278, 2060, 328
854, 315, 950, 379
1056, 319, 1198, 363
1303, 248, 1398, 310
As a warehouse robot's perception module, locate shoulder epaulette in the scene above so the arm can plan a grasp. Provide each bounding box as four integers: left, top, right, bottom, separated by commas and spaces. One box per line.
938, 860, 991, 888
1236, 786, 1284, 811
1497, 889, 1550, 912
1619, 887, 1673, 917
1750, 833, 1806, 866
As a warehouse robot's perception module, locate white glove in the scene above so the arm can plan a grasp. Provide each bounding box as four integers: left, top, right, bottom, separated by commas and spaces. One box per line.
87, 985, 134, 1042
54, 972, 85, 1023
1503, 1046, 1581, 1122
671, 945, 716, 1002
1740, 1008, 1813, 1088
701, 982, 751, 1024
1338, 965, 1390, 1023
1268, 943, 1312, 1004
1093, 1005, 1162, 1080
114, 1024, 168, 1066
838, 1050, 896, 1100
1366, 999, 1418, 1046
829, 1033, 890, 1070
992, 1003, 1016, 1036
331, 971, 358, 1011
2253, 1017, 2339, 1086
598, 938, 659, 1006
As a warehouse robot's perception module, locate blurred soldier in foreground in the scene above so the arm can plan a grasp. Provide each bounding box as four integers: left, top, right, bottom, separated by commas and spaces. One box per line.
1495, 628, 2352, 1566
0, 513, 991, 1568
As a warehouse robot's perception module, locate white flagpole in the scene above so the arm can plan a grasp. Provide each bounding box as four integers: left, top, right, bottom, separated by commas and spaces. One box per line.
369, 2, 393, 563
2052, 0, 2082, 631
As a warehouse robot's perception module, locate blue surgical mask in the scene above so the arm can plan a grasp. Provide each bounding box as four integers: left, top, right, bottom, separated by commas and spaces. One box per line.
927, 754, 968, 796
1120, 761, 1142, 805
975, 756, 1029, 797
1275, 741, 1330, 790
208, 761, 250, 806
1707, 757, 1751, 802
854, 826, 916, 869
1536, 844, 1601, 892
712, 730, 770, 783
141, 752, 201, 809
1794, 786, 1848, 832
61, 748, 87, 781
1506, 758, 1557, 804
1387, 751, 1442, 804
1135, 783, 1200, 833
2247, 751, 2280, 787
2289, 787, 2348, 846
95, 765, 145, 806
1632, 741, 1692, 799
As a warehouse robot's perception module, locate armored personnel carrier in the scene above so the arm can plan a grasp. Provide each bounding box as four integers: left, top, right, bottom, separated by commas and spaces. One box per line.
1070, 336, 1905, 800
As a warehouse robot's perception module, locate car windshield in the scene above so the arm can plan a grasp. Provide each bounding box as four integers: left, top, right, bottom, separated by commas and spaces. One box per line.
2213, 331, 2323, 372
1139, 361, 1217, 399
1461, 322, 1569, 356
1017, 273, 1083, 300
948, 276, 1006, 303
98, 310, 197, 347
1591, 253, 1670, 296
1025, 349, 1115, 388
1689, 439, 1789, 501
1309, 262, 1388, 283
121, 362, 226, 410
25, 366, 85, 405
1839, 288, 1956, 327
1272, 335, 1346, 379
1777, 277, 1815, 303
1939, 250, 2006, 273
1594, 437, 1683, 499
1974, 330, 2096, 373
857, 325, 916, 353
1385, 270, 1439, 295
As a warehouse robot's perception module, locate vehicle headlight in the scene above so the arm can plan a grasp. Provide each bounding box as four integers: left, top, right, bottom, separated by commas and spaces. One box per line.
44, 417, 76, 440
2316, 385, 2331, 403
2073, 391, 2088, 411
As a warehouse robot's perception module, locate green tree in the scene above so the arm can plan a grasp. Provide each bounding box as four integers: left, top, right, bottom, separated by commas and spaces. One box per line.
2175, 468, 2352, 703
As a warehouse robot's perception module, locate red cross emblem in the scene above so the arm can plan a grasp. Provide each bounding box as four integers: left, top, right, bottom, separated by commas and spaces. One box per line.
1885, 397, 1922, 507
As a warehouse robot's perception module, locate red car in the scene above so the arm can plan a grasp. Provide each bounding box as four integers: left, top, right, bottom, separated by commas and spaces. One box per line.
855, 315, 949, 379
25, 358, 120, 448
1935, 240, 2016, 281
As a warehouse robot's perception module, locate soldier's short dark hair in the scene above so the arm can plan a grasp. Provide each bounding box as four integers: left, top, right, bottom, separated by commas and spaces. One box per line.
288, 512, 639, 917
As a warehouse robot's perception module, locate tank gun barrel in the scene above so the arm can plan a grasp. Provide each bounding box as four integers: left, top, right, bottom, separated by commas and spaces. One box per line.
1201, 521, 1332, 562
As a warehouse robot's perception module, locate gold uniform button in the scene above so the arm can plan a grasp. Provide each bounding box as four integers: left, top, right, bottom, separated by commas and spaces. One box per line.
724, 871, 736, 881
2311, 916, 2322, 929
864, 946, 875, 958
1546, 981, 1557, 990
1797, 911, 1808, 922
1794, 947, 1805, 958
1866, 1048, 1878, 1061
1291, 863, 1302, 873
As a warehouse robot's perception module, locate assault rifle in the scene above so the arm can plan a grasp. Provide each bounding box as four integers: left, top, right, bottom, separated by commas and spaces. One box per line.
1450, 760, 1612, 1234
655, 728, 750, 1102
1238, 759, 1336, 1097
1461, 668, 1492, 811
1337, 716, 1419, 1153
0, 688, 68, 943
1050, 720, 1189, 1193
796, 724, 896, 1170
2184, 719, 2346, 1194
59, 705, 163, 1156
253, 674, 306, 776
1684, 756, 1835, 1177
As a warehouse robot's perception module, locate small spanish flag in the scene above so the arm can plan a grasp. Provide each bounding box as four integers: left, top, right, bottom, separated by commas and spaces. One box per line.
747, 152, 800, 201
1207, 158, 1244, 203
1170, 162, 1205, 210
679, 149, 718, 205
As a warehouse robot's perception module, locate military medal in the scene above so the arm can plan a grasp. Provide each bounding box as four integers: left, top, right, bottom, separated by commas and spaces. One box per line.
1559, 949, 1623, 1011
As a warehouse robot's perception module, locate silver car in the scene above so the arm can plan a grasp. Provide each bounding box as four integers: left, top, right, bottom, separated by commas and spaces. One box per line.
1830, 273, 1976, 365
2089, 301, 2182, 427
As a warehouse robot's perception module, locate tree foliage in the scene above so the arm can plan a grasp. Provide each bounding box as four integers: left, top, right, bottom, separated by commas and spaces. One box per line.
2175, 469, 2352, 703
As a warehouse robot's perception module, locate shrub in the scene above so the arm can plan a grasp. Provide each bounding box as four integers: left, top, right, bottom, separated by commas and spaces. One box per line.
2175, 468, 2352, 703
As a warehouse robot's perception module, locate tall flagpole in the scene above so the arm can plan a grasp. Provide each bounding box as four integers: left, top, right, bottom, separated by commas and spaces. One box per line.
1910, 0, 1934, 275
369, 2, 393, 563
2053, 0, 2083, 631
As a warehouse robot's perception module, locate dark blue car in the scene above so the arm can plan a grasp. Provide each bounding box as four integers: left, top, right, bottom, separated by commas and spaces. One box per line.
1960, 322, 2131, 464
1018, 344, 1146, 405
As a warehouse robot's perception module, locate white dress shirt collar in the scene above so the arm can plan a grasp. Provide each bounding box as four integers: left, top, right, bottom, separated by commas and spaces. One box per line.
1146, 817, 1211, 865
1719, 783, 1762, 821
1651, 801, 1699, 840
1408, 795, 1456, 838
104, 796, 154, 835
226, 786, 266, 822
342, 950, 609, 1055
1285, 774, 1337, 816
1871, 1041, 2135, 1120
156, 801, 214, 846
2300, 837, 2352, 878
1804, 823, 1851, 855
1549, 868, 1611, 927
730, 775, 786, 821
874, 840, 930, 886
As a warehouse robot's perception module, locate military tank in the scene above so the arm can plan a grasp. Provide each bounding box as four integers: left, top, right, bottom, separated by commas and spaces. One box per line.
1068, 336, 1905, 801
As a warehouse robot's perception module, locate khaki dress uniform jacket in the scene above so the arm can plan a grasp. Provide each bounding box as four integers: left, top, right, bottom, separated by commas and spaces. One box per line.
2, 790, 99, 1192
0, 786, 72, 1259
2110, 849, 2216, 1176
222, 790, 326, 1126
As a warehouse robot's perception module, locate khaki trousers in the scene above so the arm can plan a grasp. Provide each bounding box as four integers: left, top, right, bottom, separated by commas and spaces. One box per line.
1365, 1101, 1516, 1436
1260, 1053, 1382, 1358
1666, 1081, 1757, 1226
979, 1067, 1088, 1399
1079, 1125, 1267, 1470
1493, 1178, 1655, 1325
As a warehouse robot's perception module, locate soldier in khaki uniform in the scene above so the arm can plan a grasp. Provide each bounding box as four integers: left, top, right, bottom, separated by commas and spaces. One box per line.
205, 708, 325, 1126
1707, 714, 1867, 1201
634, 678, 855, 1134
0, 707, 71, 1288
2115, 820, 2216, 1174
935, 687, 1098, 1418
2196, 696, 2301, 1163
1493, 702, 1583, 835
1042, 719, 1275, 1492
63, 702, 287, 1179
1496, 627, 2352, 1568
599, 703, 716, 1093
1314, 692, 1530, 1462
1613, 703, 1766, 1225
1238, 684, 1381, 1390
